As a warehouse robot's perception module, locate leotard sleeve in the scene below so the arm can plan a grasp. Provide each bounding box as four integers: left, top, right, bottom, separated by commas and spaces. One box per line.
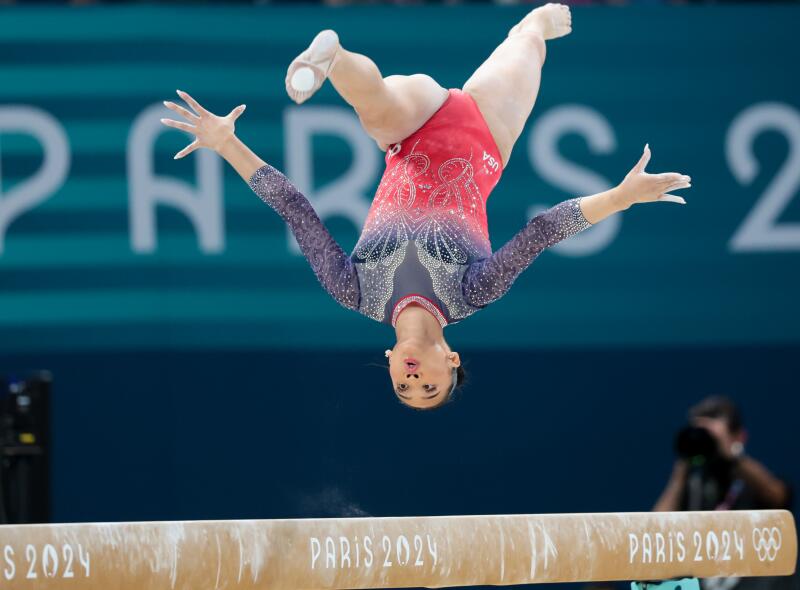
248, 164, 360, 312
462, 197, 591, 308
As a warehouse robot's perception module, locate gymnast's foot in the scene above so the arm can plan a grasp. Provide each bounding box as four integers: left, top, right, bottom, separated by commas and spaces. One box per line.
286, 29, 341, 105
509, 3, 572, 41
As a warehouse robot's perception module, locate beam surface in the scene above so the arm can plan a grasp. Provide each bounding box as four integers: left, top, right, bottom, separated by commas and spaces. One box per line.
0, 510, 794, 589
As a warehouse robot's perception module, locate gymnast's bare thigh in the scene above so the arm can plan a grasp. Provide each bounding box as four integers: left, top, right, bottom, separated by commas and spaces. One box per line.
363, 74, 449, 151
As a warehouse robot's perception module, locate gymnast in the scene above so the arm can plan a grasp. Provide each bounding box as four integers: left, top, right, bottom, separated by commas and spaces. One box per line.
160, 3, 691, 410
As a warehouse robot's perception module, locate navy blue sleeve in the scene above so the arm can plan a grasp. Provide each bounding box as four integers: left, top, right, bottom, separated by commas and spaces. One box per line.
248, 164, 361, 312
462, 198, 591, 308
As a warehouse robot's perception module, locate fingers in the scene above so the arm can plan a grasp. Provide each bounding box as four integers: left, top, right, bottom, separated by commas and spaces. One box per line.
226, 104, 246, 121
658, 175, 692, 204
658, 194, 687, 205
664, 180, 691, 192
163, 100, 199, 122
174, 139, 200, 160
176, 89, 209, 117
656, 172, 691, 185
633, 143, 651, 173
160, 118, 196, 134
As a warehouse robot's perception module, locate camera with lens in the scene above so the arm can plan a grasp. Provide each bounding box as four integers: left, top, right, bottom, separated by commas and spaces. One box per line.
674, 425, 722, 463
673, 424, 736, 510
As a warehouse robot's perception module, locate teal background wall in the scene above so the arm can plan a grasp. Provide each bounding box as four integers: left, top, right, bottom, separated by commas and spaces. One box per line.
0, 5, 798, 352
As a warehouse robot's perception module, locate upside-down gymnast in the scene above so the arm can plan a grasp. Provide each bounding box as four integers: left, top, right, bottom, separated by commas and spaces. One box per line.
161, 3, 691, 410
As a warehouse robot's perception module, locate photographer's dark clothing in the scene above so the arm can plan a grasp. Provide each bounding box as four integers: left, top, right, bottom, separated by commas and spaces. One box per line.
679, 464, 796, 590
678, 466, 788, 512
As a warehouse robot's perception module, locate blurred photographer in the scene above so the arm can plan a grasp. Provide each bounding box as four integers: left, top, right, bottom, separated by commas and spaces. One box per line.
654, 396, 790, 512
654, 396, 794, 590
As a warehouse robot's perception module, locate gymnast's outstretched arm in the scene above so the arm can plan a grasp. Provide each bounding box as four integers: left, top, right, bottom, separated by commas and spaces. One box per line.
160, 90, 360, 312
463, 145, 691, 308
461, 197, 591, 308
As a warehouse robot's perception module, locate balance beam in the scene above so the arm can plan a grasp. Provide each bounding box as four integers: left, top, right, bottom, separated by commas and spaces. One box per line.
0, 510, 794, 589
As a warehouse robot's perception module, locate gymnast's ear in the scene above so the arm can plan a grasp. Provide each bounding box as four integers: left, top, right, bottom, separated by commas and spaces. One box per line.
446, 352, 461, 368
385, 349, 392, 359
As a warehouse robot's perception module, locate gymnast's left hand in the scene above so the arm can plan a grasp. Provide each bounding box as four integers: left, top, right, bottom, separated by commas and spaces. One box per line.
615, 144, 691, 208
160, 90, 247, 159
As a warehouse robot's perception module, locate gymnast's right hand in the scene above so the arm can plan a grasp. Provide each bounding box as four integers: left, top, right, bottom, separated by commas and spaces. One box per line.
160, 90, 246, 159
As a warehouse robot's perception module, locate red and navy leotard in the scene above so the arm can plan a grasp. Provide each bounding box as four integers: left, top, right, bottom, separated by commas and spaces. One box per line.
248, 89, 591, 327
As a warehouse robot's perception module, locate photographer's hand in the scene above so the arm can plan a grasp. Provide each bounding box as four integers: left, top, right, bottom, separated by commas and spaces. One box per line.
733, 456, 791, 509
653, 460, 688, 512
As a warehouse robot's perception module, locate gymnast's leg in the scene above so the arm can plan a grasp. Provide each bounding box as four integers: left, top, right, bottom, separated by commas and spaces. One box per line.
286, 30, 448, 150
462, 3, 572, 167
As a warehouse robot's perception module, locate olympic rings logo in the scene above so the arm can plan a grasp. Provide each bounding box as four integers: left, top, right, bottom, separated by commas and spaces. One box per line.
752, 527, 782, 561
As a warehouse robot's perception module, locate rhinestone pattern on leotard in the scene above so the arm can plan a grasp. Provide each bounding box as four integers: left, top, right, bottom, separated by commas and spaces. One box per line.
247, 161, 591, 326
352, 139, 493, 324
391, 295, 448, 328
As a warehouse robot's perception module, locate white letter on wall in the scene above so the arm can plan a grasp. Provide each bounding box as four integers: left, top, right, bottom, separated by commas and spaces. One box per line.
528, 104, 620, 256
283, 106, 376, 252
727, 102, 800, 252
0, 107, 70, 254
128, 104, 224, 253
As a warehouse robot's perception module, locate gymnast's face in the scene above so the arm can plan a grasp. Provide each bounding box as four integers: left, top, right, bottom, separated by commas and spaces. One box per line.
386, 344, 460, 410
